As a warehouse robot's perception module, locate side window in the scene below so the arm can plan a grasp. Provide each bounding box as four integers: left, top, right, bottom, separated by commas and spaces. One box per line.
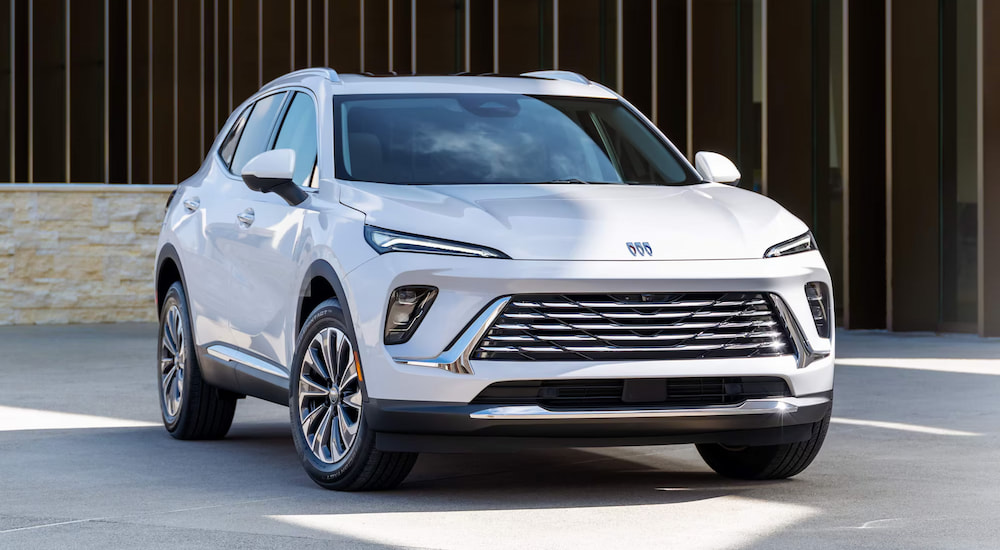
218, 108, 251, 168
230, 92, 287, 175
273, 92, 318, 187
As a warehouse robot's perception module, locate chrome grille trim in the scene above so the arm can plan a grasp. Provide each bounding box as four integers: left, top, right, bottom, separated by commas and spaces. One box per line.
472, 292, 793, 361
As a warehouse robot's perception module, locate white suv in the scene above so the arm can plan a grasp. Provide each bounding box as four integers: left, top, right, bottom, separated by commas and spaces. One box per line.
155, 68, 834, 491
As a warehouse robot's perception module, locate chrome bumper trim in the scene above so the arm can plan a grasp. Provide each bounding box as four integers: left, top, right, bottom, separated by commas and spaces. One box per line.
392, 297, 512, 375
468, 397, 830, 420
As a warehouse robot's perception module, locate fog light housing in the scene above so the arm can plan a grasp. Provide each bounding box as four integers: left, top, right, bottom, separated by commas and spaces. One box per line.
804, 282, 831, 338
384, 286, 438, 345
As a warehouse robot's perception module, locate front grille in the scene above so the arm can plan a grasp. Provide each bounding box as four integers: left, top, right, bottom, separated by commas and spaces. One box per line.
471, 377, 792, 409
473, 292, 792, 361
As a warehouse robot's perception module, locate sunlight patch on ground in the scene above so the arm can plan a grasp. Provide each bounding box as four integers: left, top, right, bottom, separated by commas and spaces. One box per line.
832, 417, 981, 437
269, 496, 817, 550
0, 405, 157, 432
836, 357, 1000, 376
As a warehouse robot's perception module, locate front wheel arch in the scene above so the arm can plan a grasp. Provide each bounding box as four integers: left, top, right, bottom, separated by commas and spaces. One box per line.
296, 260, 355, 337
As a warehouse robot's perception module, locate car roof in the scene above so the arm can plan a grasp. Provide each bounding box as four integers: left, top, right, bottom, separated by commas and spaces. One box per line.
259, 68, 619, 99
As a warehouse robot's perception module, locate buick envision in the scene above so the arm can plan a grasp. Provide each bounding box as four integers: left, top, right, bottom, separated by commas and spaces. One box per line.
154, 68, 834, 491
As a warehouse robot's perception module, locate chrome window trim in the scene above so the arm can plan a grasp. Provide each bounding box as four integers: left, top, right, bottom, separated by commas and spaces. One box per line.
217, 86, 321, 187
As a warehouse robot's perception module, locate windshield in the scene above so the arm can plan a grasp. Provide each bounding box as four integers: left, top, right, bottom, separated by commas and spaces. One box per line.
334, 94, 699, 185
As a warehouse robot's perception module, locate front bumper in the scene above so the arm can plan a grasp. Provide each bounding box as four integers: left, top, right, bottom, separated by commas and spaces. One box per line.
368, 392, 833, 452
343, 251, 834, 404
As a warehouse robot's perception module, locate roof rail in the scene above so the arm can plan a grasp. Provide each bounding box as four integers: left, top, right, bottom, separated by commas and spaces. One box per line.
262, 67, 341, 89
519, 70, 590, 85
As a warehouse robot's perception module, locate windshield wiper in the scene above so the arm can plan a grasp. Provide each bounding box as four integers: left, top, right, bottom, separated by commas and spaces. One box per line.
531, 179, 623, 185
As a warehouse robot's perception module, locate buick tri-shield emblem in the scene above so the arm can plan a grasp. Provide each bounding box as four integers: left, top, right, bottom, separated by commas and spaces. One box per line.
626, 242, 653, 257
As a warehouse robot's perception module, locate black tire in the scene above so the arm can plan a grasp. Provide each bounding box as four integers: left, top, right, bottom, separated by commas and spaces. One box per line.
158, 281, 237, 440
696, 411, 831, 480
289, 299, 417, 491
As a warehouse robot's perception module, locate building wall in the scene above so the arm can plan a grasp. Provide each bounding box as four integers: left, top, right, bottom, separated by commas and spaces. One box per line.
0, 0, 995, 335
0, 185, 170, 325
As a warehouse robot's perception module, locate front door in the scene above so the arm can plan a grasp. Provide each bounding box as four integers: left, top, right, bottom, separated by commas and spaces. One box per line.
223, 91, 320, 377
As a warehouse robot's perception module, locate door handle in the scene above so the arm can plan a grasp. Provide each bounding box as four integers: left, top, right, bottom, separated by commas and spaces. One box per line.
236, 208, 255, 228
183, 197, 200, 212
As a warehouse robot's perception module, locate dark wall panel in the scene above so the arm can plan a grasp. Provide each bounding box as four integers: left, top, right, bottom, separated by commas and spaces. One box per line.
363, 0, 389, 73
232, 0, 259, 106
982, 1, 1000, 336
0, 0, 9, 182
691, 0, 738, 163
498, 0, 546, 74
308, 0, 325, 68
11, 0, 28, 182
69, 0, 105, 183
416, 0, 461, 74
328, 0, 361, 72
201, 0, 218, 151
262, 1, 292, 83
32, 0, 66, 182
467, 0, 493, 73
844, 0, 886, 329
654, 0, 686, 151
391, 0, 412, 73
177, 0, 203, 180
622, 0, 652, 117
766, 0, 813, 222
215, 0, 230, 130
558, 0, 603, 81
889, 0, 939, 331
292, 0, 309, 70
108, 1, 127, 183
131, 0, 151, 184
151, 0, 175, 184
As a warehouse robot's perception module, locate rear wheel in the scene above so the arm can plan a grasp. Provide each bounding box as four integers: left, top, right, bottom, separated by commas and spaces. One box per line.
289, 299, 417, 491
158, 282, 237, 439
696, 412, 831, 480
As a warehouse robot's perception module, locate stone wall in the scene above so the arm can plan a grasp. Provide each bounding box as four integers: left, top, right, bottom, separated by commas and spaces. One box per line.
0, 185, 174, 325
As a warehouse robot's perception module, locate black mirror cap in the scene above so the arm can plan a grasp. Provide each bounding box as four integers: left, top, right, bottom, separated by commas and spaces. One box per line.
242, 174, 308, 206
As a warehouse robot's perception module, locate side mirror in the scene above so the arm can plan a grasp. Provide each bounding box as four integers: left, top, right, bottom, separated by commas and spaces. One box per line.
241, 149, 307, 206
694, 151, 741, 185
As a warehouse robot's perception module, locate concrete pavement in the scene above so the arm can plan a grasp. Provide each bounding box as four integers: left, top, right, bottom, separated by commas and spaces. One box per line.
1, 324, 998, 549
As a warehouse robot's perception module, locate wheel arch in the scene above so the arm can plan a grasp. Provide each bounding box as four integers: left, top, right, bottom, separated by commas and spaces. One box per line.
155, 244, 187, 312
297, 260, 356, 338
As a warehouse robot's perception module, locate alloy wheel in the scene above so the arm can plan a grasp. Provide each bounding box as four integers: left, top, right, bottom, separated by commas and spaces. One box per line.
159, 305, 186, 421
298, 327, 363, 463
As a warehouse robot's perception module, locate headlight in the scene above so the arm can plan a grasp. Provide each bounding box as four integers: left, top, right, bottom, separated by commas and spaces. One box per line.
764, 231, 817, 258
364, 225, 510, 258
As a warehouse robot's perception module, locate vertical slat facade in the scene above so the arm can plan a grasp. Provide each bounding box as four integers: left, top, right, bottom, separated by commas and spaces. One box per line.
0, 0, 993, 336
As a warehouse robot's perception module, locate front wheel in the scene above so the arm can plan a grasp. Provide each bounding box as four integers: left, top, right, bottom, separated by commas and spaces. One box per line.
289, 299, 417, 491
696, 412, 831, 480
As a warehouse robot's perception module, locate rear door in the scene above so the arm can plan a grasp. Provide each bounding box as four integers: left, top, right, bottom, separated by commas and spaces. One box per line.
180, 102, 255, 361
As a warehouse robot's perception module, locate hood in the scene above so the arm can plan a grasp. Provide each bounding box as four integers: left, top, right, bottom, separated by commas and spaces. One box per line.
339, 182, 809, 261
